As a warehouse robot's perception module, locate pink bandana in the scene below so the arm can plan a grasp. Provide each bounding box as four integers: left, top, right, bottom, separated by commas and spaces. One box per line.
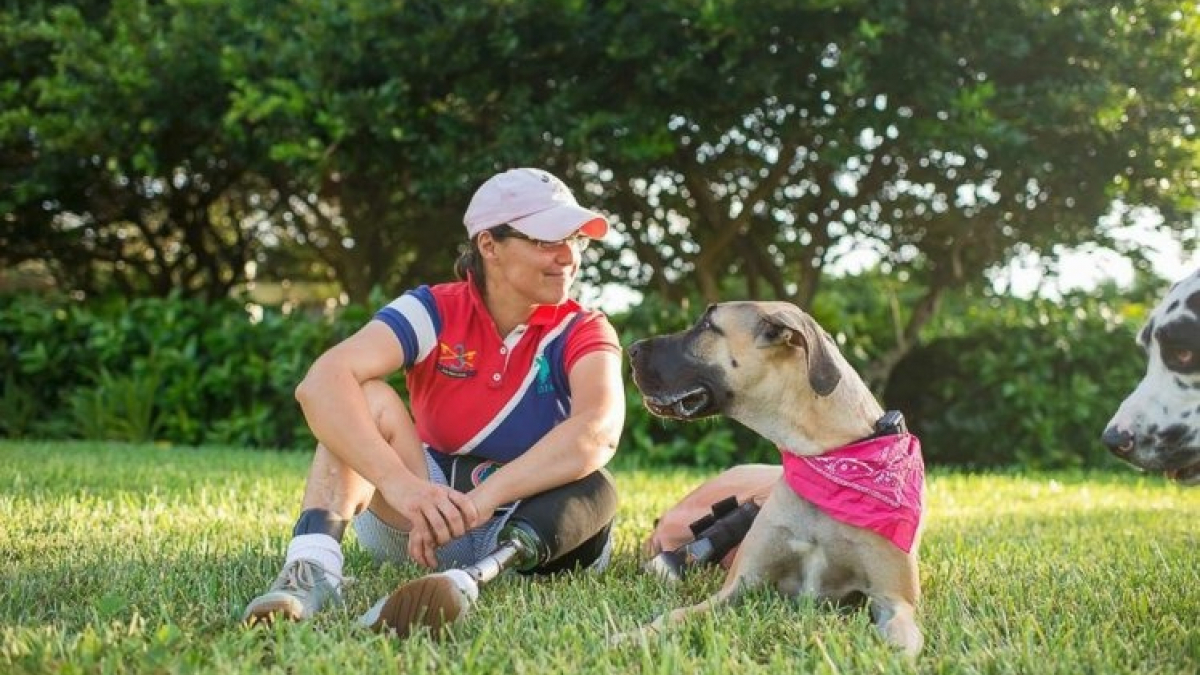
780, 433, 924, 553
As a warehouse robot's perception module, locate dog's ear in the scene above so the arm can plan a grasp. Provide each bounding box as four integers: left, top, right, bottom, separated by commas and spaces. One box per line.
760, 310, 842, 396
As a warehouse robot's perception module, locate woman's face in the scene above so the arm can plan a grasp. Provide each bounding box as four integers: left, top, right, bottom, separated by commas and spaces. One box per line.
485, 230, 584, 306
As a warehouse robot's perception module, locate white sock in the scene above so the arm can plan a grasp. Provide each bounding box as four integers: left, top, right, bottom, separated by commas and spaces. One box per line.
285, 533, 345, 589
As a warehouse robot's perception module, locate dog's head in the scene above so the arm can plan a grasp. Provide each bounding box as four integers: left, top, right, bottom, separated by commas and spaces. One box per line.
628, 301, 860, 448
1103, 269, 1200, 485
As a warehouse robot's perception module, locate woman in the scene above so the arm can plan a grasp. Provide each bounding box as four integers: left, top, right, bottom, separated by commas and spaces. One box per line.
243, 168, 626, 636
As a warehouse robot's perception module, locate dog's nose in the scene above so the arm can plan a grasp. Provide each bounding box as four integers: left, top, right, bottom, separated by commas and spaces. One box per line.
1102, 426, 1134, 456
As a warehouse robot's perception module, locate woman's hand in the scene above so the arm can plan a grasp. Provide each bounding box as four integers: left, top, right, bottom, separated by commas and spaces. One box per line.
380, 478, 479, 569
466, 489, 499, 529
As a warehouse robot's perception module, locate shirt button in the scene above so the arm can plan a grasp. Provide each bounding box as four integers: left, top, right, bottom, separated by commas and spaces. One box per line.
492, 373, 501, 382
499, 347, 507, 355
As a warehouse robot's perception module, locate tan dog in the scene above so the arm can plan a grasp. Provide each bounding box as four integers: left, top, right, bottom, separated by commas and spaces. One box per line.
622, 301, 924, 655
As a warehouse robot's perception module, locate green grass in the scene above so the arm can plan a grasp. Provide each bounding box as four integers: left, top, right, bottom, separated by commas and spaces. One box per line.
1, 441, 1198, 674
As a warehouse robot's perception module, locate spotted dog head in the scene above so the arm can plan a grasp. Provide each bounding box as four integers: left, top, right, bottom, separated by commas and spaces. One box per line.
1103, 269, 1200, 485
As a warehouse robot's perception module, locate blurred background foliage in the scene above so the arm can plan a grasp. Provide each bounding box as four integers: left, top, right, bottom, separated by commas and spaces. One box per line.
0, 273, 1161, 469
2, 0, 1196, 467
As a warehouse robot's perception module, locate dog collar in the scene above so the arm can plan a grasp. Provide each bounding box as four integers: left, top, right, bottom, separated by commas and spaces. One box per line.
779, 432, 924, 553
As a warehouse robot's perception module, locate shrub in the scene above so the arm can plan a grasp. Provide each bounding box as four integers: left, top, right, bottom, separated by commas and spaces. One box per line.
0, 292, 342, 449
0, 278, 1159, 469
883, 287, 1152, 469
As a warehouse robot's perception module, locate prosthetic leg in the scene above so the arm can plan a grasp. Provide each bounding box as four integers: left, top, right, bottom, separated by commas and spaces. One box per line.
361, 469, 617, 638
643, 495, 760, 582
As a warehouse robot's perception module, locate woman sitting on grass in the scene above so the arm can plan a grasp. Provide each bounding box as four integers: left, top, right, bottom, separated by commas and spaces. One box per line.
243, 168, 625, 637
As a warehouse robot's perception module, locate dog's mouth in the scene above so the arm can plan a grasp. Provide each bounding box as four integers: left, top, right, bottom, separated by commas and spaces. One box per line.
1127, 450, 1200, 485
1164, 460, 1200, 485
642, 386, 714, 419
1124, 444, 1200, 485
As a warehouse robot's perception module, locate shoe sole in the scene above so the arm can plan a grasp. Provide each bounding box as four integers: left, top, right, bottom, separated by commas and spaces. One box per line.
365, 575, 471, 639
242, 598, 302, 626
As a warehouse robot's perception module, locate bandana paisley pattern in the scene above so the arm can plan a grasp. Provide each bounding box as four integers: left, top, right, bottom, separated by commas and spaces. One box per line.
780, 433, 924, 553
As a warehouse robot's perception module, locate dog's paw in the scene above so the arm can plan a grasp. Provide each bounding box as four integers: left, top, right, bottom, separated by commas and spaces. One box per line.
607, 630, 636, 648
892, 628, 924, 658
879, 615, 923, 657
607, 621, 662, 648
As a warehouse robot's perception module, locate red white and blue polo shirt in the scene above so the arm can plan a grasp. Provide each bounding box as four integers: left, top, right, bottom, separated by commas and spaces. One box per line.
373, 279, 620, 464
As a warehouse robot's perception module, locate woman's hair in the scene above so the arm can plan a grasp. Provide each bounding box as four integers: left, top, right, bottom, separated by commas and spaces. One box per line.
454, 225, 519, 291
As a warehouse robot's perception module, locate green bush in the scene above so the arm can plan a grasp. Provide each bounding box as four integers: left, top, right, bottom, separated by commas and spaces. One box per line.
883, 287, 1152, 469
67, 366, 163, 443
0, 280, 1158, 469
0, 292, 350, 449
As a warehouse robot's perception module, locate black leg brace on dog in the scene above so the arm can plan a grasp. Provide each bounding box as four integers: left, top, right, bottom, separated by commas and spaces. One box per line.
644, 496, 760, 581
293, 508, 349, 542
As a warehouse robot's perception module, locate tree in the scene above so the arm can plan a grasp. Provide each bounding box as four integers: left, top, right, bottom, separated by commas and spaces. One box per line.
0, 0, 277, 299
568, 0, 1198, 385
5, 0, 1194, 369
221, 0, 612, 302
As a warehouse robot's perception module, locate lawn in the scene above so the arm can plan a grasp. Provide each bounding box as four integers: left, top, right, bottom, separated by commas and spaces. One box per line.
1, 441, 1197, 674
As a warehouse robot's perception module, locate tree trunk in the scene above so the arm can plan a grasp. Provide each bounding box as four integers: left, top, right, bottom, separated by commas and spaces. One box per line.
862, 284, 945, 395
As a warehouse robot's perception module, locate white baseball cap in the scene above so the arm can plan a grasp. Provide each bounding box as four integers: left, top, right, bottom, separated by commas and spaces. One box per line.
463, 168, 609, 242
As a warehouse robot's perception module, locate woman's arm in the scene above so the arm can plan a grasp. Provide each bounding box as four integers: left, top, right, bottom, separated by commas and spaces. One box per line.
295, 321, 413, 487
295, 320, 477, 562
467, 349, 625, 518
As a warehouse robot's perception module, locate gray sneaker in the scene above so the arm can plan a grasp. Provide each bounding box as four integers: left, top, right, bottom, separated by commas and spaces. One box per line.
242, 558, 342, 625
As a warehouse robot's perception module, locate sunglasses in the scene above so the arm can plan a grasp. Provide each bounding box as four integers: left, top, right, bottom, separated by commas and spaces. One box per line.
502, 229, 592, 251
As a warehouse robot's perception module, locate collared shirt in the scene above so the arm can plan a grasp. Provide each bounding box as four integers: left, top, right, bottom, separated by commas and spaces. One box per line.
373, 279, 620, 462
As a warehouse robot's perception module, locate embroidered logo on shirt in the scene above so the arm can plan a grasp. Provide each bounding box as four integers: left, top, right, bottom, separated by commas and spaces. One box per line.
436, 342, 477, 378
470, 460, 501, 486
534, 355, 554, 394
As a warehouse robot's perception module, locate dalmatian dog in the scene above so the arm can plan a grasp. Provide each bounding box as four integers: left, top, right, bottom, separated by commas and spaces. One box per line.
1103, 269, 1200, 485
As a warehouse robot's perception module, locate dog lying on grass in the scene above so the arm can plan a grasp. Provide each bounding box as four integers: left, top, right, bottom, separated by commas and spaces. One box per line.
621, 301, 925, 656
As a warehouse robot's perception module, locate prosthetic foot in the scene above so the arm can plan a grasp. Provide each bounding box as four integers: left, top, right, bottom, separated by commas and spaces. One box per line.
643, 496, 761, 582
358, 522, 545, 638
362, 469, 617, 639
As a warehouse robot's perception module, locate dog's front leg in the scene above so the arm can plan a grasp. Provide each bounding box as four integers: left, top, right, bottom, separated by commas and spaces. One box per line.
869, 595, 923, 656
611, 502, 786, 646
610, 557, 762, 646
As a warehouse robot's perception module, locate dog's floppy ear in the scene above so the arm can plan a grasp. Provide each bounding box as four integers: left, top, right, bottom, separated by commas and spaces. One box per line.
759, 309, 842, 396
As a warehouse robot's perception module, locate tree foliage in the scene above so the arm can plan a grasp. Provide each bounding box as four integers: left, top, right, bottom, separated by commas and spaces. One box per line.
2, 1, 1196, 378
0, 0, 278, 299
567, 0, 1197, 381
218, 0, 613, 301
